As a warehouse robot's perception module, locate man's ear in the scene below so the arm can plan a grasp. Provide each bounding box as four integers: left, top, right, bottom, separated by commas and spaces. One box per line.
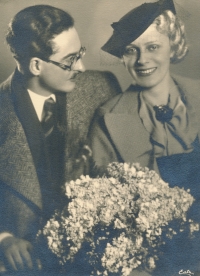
29, 57, 42, 76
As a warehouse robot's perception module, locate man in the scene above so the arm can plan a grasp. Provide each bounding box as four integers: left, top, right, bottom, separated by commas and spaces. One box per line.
0, 5, 122, 272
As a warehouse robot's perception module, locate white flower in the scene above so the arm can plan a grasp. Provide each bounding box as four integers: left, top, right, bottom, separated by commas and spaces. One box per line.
41, 162, 195, 276
130, 166, 136, 175
123, 163, 129, 171
53, 221, 60, 228
114, 218, 126, 229
93, 181, 100, 188
190, 222, 199, 233
52, 242, 58, 250
148, 257, 156, 269
80, 175, 90, 181
65, 186, 71, 197
148, 185, 158, 193
109, 177, 116, 184
137, 171, 144, 178
75, 179, 81, 185
135, 236, 143, 248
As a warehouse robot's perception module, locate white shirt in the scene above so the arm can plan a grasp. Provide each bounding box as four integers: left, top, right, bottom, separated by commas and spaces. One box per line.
0, 89, 56, 243
28, 89, 56, 121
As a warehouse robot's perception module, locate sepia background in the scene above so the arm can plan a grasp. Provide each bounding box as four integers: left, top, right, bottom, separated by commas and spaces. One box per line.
0, 0, 199, 90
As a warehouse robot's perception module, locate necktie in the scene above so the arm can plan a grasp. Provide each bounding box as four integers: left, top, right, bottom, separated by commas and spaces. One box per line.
41, 97, 56, 138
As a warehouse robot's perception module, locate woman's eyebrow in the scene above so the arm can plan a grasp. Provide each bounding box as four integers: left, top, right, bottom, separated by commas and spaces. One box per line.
126, 40, 160, 48
145, 40, 160, 45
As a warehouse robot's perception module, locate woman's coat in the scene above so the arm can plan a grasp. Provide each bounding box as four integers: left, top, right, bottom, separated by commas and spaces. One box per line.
89, 75, 200, 173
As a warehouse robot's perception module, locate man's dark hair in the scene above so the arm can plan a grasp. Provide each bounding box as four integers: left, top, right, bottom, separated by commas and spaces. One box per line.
6, 5, 74, 68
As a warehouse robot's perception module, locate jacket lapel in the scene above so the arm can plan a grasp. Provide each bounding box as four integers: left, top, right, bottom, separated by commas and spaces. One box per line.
104, 76, 200, 165
0, 70, 43, 209
11, 71, 47, 173
104, 91, 152, 163
172, 75, 200, 138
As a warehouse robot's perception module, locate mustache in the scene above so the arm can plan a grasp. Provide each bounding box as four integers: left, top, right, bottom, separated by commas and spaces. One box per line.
70, 72, 79, 79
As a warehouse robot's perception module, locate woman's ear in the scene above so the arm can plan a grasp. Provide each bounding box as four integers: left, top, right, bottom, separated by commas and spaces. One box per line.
29, 57, 42, 76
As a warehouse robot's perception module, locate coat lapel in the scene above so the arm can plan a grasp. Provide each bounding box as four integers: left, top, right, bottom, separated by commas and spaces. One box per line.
11, 71, 66, 203
11, 71, 47, 174
0, 70, 43, 209
104, 91, 152, 163
172, 75, 200, 138
104, 76, 200, 167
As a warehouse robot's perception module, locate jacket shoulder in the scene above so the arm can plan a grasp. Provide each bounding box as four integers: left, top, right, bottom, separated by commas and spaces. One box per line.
173, 74, 200, 96
97, 94, 124, 116
0, 74, 13, 95
173, 74, 200, 85
73, 70, 122, 98
97, 87, 139, 116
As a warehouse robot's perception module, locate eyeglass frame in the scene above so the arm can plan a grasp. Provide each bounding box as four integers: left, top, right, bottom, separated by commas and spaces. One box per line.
40, 46, 86, 71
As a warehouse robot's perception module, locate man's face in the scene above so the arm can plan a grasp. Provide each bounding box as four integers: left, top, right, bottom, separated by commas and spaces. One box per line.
39, 27, 85, 94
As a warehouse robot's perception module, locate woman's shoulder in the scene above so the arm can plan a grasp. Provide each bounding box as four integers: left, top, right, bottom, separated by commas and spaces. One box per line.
173, 74, 200, 84
97, 86, 139, 116
172, 74, 200, 96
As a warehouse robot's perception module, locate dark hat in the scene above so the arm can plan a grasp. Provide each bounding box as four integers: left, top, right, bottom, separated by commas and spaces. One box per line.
101, 0, 176, 57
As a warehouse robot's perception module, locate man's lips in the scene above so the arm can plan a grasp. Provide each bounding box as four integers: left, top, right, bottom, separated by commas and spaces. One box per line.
135, 67, 157, 76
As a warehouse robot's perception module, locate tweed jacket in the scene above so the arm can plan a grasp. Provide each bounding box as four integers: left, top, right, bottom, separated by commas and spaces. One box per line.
89, 75, 200, 174
0, 69, 122, 240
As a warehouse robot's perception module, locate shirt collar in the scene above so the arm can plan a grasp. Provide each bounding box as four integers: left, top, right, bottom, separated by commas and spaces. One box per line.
27, 89, 56, 121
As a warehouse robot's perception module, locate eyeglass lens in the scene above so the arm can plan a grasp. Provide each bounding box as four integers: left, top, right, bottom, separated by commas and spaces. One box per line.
70, 47, 86, 70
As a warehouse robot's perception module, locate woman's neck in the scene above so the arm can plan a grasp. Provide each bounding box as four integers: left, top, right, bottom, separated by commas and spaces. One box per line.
142, 75, 179, 106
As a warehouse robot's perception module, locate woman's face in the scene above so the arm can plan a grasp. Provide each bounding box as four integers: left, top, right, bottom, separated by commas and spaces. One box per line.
122, 24, 172, 89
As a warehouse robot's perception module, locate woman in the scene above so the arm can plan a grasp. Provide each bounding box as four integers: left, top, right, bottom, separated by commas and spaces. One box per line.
89, 0, 200, 274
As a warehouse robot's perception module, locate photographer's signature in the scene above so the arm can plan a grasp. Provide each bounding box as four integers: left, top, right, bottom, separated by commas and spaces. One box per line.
179, 269, 194, 276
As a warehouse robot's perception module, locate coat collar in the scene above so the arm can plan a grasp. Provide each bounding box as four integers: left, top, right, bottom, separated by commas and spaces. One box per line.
104, 91, 152, 164
172, 75, 200, 133
103, 75, 200, 164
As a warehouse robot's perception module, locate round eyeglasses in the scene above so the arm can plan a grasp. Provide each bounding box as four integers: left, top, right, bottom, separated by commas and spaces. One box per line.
41, 46, 86, 71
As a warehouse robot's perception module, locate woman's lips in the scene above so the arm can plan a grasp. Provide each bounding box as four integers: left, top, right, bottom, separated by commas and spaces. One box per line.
135, 67, 157, 76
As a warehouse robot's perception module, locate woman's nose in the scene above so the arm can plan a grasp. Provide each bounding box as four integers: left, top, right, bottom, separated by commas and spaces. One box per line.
137, 50, 149, 65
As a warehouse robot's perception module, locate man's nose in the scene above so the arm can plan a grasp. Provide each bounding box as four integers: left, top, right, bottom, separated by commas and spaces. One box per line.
74, 58, 85, 72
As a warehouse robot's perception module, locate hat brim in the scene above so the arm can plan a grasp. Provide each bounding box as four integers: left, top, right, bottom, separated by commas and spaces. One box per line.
101, 30, 124, 58
101, 0, 176, 58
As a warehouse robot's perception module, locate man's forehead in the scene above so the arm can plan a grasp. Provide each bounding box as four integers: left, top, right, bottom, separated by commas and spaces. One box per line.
51, 27, 81, 58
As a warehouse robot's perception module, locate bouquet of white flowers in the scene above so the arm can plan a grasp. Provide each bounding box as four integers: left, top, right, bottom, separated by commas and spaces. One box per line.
39, 163, 198, 276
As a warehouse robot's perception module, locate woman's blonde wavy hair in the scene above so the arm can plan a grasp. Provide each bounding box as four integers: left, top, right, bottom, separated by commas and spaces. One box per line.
154, 10, 188, 64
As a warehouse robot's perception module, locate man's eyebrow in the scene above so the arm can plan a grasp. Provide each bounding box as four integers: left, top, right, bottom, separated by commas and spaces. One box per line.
61, 48, 81, 61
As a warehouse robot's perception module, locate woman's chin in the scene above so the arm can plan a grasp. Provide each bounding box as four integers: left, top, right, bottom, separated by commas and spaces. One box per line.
130, 75, 162, 89
131, 80, 156, 89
